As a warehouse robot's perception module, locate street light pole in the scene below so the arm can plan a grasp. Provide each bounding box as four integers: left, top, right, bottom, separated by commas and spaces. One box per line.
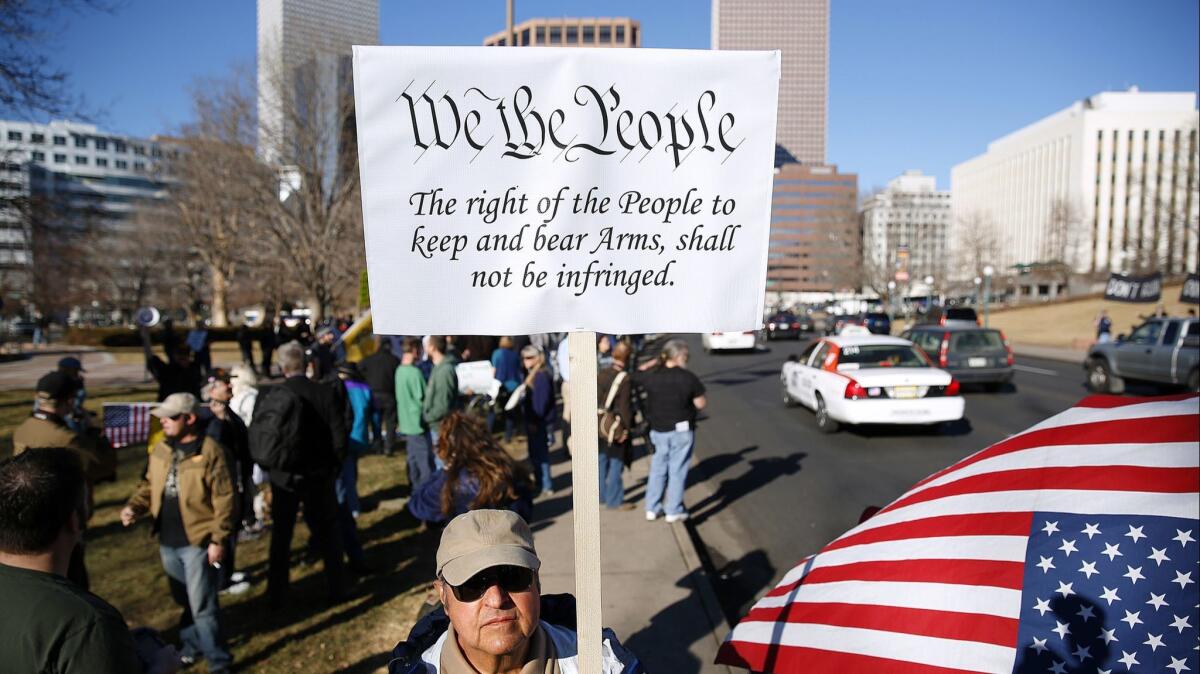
924, 275, 934, 315
983, 265, 995, 328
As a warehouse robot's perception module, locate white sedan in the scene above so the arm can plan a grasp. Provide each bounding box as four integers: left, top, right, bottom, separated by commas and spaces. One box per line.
780, 335, 965, 433
702, 331, 757, 352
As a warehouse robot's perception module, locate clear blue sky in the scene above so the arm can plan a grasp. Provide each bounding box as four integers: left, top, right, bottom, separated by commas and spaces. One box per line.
36, 0, 1199, 191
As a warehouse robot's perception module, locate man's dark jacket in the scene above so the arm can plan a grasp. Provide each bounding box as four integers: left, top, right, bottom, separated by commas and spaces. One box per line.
359, 349, 401, 395
271, 375, 348, 488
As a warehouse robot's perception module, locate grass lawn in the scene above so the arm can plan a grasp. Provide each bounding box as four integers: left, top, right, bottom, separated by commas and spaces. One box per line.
1, 386, 437, 673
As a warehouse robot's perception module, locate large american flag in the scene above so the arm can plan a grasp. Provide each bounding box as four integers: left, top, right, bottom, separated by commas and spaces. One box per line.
717, 393, 1200, 673
103, 402, 155, 448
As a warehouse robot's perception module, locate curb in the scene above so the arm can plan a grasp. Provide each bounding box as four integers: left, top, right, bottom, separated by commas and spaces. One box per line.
669, 518, 734, 673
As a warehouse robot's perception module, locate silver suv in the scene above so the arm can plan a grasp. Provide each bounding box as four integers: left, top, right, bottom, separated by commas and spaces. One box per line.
1085, 317, 1199, 393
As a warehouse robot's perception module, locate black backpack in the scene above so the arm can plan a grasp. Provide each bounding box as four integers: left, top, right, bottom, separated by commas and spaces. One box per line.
248, 384, 304, 473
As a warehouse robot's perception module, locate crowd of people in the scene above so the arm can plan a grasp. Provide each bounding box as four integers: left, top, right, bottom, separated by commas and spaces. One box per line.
1, 319, 706, 672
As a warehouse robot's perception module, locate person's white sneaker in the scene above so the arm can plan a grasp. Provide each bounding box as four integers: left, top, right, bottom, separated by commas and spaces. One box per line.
230, 571, 247, 584
665, 513, 689, 523
645, 511, 660, 521
220, 581, 251, 596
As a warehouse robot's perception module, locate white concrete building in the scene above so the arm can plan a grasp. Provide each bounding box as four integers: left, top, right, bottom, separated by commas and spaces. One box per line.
712, 0, 828, 164
256, 0, 378, 164
951, 88, 1199, 278
861, 169, 951, 290
0, 120, 167, 303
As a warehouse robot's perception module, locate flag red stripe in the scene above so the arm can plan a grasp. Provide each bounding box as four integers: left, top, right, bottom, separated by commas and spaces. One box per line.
741, 601, 1020, 648
888, 465, 1199, 514
912, 414, 1199, 490
826, 512, 1034, 552
1075, 392, 1199, 408
715, 641, 990, 674
766, 559, 1026, 597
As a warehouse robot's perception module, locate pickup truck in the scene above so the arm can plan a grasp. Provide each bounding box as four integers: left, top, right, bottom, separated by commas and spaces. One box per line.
1085, 317, 1199, 393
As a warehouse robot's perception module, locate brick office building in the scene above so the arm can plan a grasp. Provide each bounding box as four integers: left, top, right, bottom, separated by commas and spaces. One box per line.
767, 160, 859, 297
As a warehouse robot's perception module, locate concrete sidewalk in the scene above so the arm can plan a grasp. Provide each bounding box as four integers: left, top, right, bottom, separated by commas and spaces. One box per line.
529, 442, 732, 674
0, 350, 149, 390
1011, 342, 1087, 364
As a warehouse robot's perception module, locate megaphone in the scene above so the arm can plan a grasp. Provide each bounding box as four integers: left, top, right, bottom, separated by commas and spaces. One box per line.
135, 307, 162, 328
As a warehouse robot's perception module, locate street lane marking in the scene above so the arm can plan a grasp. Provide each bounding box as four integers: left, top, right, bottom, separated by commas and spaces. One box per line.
1013, 364, 1059, 376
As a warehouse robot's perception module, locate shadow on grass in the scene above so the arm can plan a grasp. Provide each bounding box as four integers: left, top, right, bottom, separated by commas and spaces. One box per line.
225, 508, 440, 670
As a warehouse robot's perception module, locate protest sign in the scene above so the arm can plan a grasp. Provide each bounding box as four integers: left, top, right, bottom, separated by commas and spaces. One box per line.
1181, 273, 1199, 304
1104, 272, 1163, 303
352, 46, 780, 335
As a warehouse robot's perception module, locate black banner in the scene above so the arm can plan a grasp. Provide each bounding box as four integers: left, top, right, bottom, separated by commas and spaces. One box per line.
1104, 272, 1162, 303
1182, 273, 1200, 304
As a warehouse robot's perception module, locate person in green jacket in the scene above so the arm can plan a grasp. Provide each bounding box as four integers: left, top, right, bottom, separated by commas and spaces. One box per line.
423, 335, 460, 453
397, 337, 435, 488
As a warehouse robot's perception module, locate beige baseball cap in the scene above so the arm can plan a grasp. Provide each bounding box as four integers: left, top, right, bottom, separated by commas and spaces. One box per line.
150, 392, 198, 418
436, 510, 540, 586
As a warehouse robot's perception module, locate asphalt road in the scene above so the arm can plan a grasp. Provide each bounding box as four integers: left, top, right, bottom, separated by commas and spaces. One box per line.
677, 333, 1097, 623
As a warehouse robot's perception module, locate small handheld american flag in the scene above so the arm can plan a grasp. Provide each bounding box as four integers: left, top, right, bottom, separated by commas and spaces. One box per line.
103, 402, 156, 448
716, 393, 1200, 673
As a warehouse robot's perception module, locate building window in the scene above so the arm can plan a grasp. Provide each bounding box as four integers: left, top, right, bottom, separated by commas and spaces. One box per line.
74, 136, 87, 148
536, 26, 546, 43
6, 131, 21, 141
30, 133, 44, 144
599, 25, 611, 42
31, 151, 44, 161
631, 26, 638, 45
582, 25, 594, 43
133, 145, 145, 156
565, 26, 578, 42
549, 26, 561, 44
96, 157, 108, 167
151, 147, 162, 158
114, 140, 126, 153
134, 161, 145, 171
53, 136, 66, 146
616, 26, 625, 43
115, 159, 127, 169
54, 153, 66, 163
95, 138, 108, 151
75, 155, 87, 165
521, 28, 530, 45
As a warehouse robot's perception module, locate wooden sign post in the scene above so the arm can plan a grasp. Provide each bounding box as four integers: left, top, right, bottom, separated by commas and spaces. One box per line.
353, 46, 780, 667
567, 331, 601, 672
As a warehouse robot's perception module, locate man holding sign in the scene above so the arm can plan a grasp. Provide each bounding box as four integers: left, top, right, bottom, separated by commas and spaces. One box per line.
355, 45, 779, 671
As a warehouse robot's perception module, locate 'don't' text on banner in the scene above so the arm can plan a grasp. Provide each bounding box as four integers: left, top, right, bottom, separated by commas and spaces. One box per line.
352, 47, 781, 336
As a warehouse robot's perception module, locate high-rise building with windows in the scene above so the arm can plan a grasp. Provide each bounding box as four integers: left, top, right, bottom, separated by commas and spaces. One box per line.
0, 120, 168, 305
256, 0, 378, 163
767, 158, 858, 295
484, 17, 640, 47
951, 88, 1198, 278
861, 170, 951, 291
712, 0, 828, 164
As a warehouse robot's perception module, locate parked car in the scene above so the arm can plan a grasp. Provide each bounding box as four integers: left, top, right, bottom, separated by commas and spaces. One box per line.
863, 311, 892, 335
1085, 317, 1199, 393
765, 312, 807, 340
903, 325, 1014, 391
702, 331, 757, 353
826, 314, 864, 336
780, 334, 965, 433
922, 306, 980, 326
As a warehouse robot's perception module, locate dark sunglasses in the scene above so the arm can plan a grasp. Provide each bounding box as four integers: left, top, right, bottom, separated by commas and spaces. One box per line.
167, 413, 185, 421
445, 565, 534, 603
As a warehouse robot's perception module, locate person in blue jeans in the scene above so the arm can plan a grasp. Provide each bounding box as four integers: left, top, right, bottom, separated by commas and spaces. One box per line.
520, 345, 557, 496
633, 339, 707, 523
120, 393, 235, 673
597, 341, 634, 509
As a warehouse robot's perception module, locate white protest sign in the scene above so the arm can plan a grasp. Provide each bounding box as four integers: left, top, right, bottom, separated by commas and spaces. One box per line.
455, 359, 498, 396
353, 47, 780, 335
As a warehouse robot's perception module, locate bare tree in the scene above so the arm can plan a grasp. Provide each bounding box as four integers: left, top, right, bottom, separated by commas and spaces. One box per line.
159, 71, 274, 327
89, 200, 181, 322
0, 1, 115, 118
954, 210, 1000, 280
257, 52, 366, 321
1042, 196, 1083, 269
